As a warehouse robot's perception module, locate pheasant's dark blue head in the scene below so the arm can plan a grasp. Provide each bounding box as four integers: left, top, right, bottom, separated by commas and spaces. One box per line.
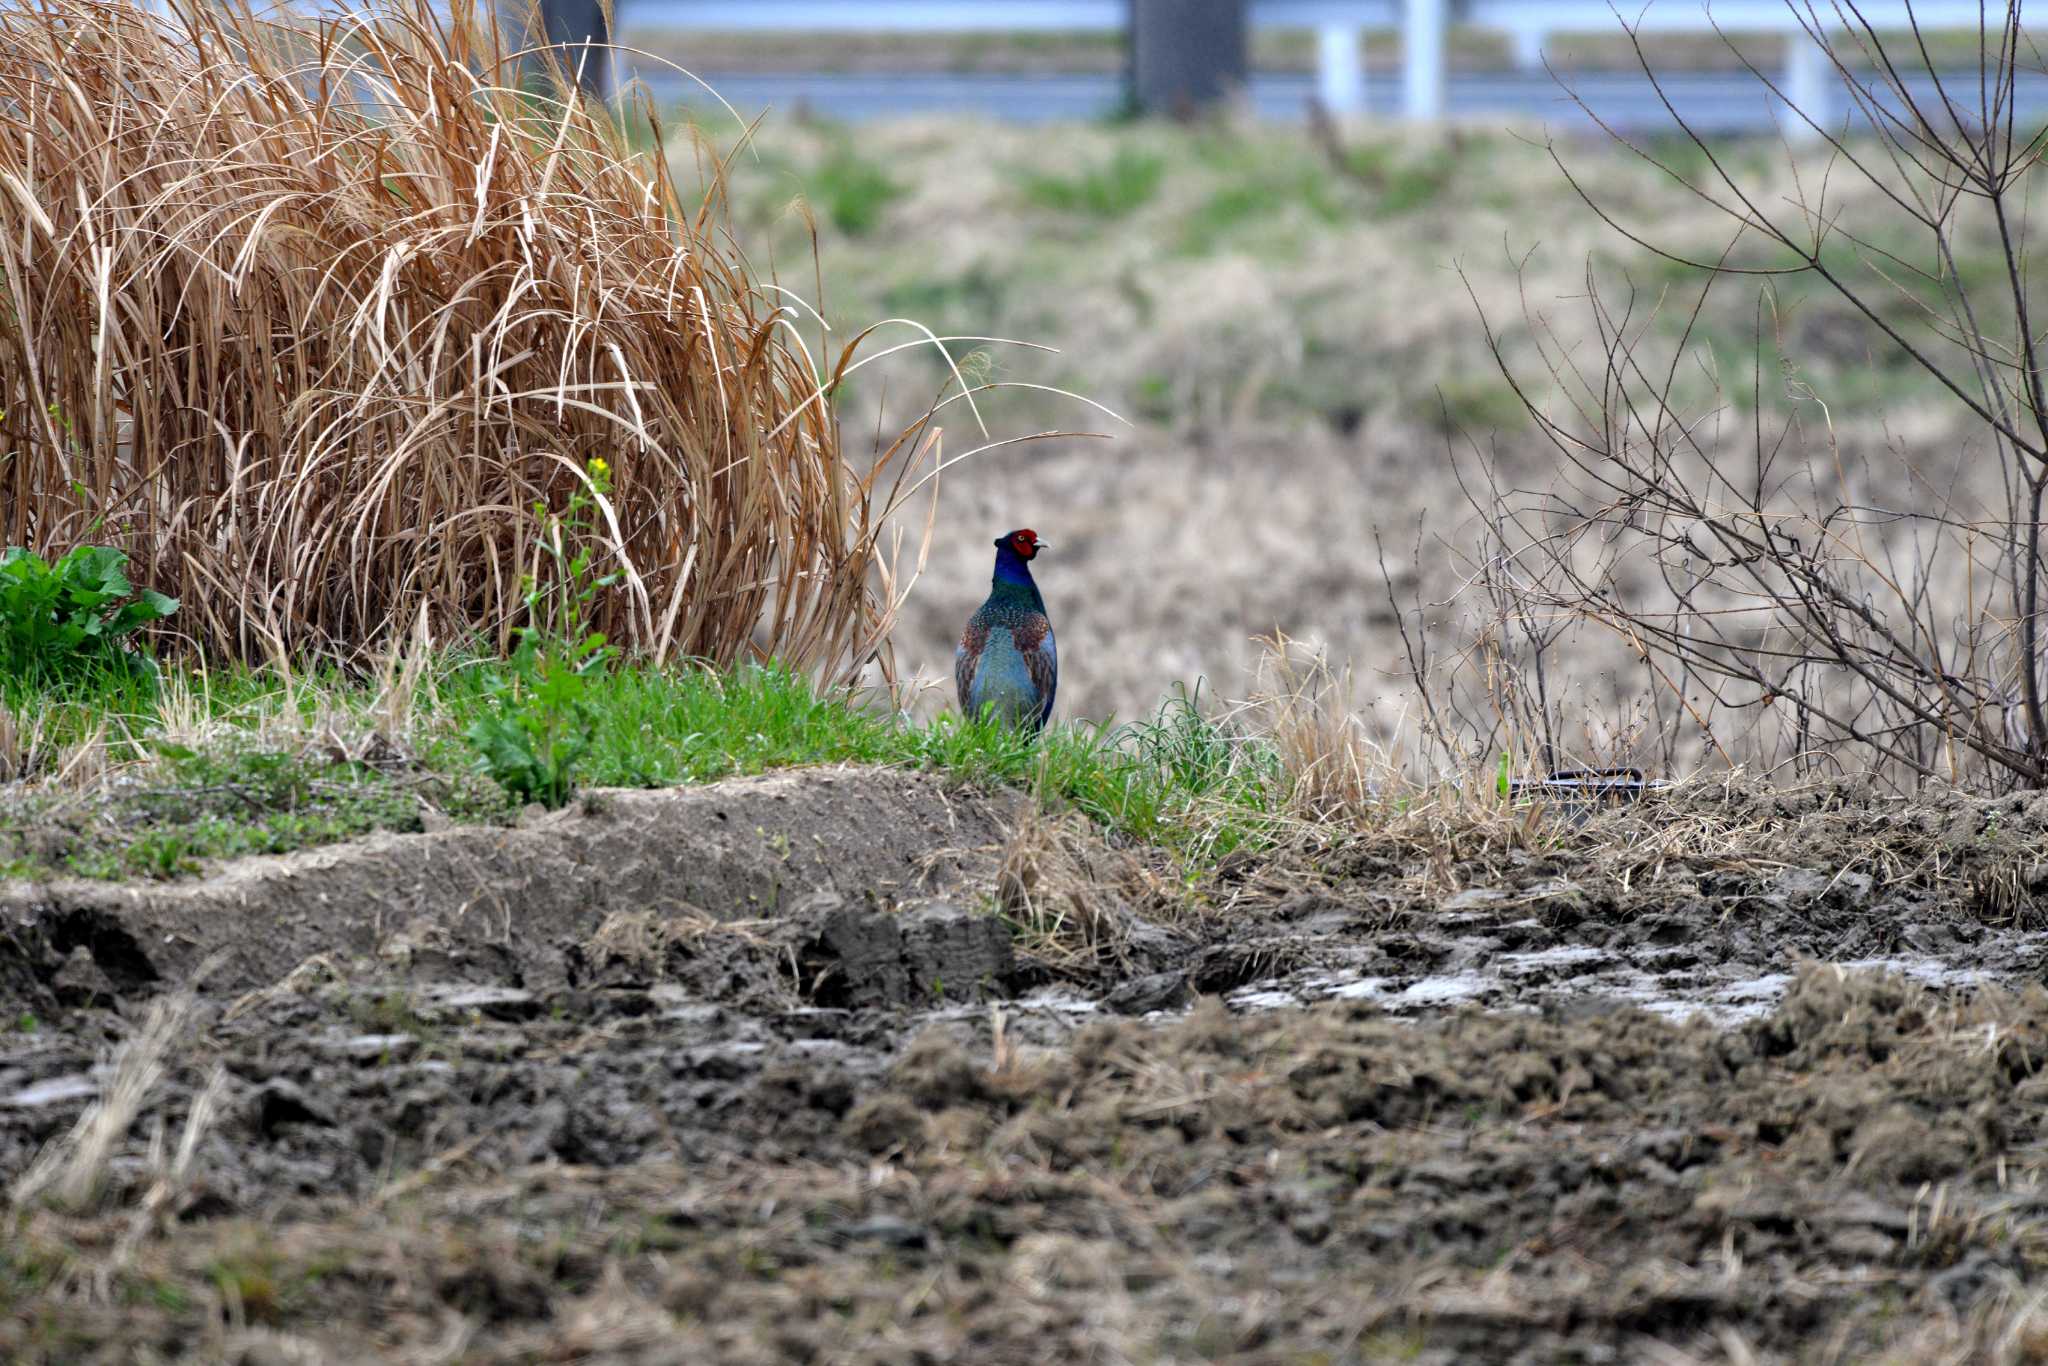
998, 528, 1045, 561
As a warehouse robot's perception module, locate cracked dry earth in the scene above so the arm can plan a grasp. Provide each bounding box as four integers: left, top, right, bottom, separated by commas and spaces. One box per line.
4, 768, 2048, 1363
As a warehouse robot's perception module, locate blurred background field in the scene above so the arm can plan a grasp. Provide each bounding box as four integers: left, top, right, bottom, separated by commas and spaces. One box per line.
654, 100, 2016, 743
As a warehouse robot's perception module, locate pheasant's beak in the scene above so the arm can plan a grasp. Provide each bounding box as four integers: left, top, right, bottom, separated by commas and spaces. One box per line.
1035, 540, 1051, 551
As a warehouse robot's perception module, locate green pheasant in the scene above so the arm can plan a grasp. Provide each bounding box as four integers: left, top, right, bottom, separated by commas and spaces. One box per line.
955, 529, 1057, 730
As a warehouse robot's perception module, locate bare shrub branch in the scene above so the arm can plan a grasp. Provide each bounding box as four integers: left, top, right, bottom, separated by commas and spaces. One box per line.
1473, 0, 2048, 791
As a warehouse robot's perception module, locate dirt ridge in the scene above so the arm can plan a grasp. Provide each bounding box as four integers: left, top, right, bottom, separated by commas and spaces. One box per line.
0, 767, 1024, 1006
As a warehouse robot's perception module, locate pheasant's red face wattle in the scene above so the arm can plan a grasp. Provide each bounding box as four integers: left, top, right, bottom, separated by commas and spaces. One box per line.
1011, 530, 1040, 559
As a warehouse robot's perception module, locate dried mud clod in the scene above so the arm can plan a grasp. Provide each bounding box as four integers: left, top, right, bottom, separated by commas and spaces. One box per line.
1289, 775, 2048, 928
1196, 773, 2048, 1027
795, 896, 1016, 1009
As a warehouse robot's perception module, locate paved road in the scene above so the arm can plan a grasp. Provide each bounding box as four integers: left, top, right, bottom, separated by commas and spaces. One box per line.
627, 63, 2048, 132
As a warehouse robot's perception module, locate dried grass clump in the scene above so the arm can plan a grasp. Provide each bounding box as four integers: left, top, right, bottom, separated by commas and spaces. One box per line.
994, 806, 1147, 976
9, 975, 206, 1212
1238, 635, 1718, 887
0, 0, 939, 676
1247, 631, 1388, 824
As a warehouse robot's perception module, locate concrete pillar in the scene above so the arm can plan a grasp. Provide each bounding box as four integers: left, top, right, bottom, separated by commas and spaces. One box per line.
538, 0, 616, 101
1316, 23, 1366, 114
1402, 0, 1445, 120
1782, 30, 1832, 143
1129, 0, 1248, 116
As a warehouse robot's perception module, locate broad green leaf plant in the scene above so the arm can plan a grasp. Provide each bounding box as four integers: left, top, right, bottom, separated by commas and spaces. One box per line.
0, 544, 178, 689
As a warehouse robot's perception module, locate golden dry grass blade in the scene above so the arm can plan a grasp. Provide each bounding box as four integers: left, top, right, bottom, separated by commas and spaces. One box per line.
9, 986, 193, 1211
1249, 630, 1388, 823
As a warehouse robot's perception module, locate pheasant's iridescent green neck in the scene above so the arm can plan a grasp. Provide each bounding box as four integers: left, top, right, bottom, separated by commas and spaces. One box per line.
986, 578, 1044, 613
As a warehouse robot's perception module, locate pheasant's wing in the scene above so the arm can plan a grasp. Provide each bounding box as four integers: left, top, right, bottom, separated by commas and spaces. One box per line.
955, 618, 986, 716
1017, 615, 1058, 727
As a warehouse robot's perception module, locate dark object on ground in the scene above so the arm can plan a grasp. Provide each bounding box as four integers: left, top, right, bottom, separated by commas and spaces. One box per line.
1130, 0, 1248, 115
1103, 969, 1192, 1015
1510, 767, 1668, 824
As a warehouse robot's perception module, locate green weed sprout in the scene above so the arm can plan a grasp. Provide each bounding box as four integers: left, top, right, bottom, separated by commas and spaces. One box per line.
466, 458, 621, 808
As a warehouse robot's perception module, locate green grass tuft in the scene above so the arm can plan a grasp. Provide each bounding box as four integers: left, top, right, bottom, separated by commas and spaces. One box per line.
0, 660, 1288, 881
1343, 142, 1459, 218
1020, 148, 1166, 219
810, 148, 906, 235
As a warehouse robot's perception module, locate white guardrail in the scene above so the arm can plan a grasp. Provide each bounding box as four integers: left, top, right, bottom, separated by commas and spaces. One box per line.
627, 0, 2008, 129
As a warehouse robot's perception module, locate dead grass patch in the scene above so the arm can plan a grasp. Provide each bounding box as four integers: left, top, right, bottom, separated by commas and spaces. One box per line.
993, 806, 1164, 978
582, 905, 777, 981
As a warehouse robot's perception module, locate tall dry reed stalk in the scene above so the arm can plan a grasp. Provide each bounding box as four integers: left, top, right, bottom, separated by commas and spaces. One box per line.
1248, 631, 1385, 823
0, 0, 952, 679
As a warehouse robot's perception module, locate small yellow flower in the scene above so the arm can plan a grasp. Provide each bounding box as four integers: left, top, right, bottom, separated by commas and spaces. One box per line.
588, 457, 609, 478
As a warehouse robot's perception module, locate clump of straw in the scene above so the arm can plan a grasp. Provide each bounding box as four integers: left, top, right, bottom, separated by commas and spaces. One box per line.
0, 0, 950, 678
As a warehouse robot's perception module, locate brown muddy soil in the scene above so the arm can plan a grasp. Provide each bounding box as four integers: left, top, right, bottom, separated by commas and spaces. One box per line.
4, 769, 2048, 1363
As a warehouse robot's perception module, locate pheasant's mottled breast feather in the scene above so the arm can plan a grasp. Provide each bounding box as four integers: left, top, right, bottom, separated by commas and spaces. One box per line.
955, 616, 989, 704
956, 588, 1057, 728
